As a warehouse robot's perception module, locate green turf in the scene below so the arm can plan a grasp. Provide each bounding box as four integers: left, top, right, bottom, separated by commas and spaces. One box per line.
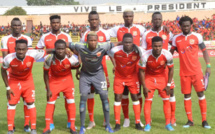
0, 57, 214, 134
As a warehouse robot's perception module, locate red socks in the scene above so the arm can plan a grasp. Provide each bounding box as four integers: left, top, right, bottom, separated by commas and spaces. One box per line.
121, 95, 129, 119
184, 97, 193, 121
198, 95, 207, 122
7, 105, 16, 131
24, 102, 30, 126
114, 102, 121, 124
87, 93, 95, 122
169, 96, 176, 123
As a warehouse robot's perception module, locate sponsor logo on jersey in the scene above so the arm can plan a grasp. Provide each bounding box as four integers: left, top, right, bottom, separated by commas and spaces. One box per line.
96, 52, 101, 57
133, 31, 137, 36
116, 55, 122, 57
99, 36, 104, 41
46, 39, 52, 41
148, 36, 154, 39
64, 64, 70, 69
11, 65, 18, 67
162, 35, 167, 40
189, 39, 195, 45
26, 62, 32, 67
160, 60, 165, 65
177, 40, 182, 42
132, 55, 137, 61
9, 42, 14, 44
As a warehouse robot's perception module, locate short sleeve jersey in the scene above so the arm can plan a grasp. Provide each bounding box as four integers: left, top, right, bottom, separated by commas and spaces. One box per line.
80, 28, 110, 43
108, 24, 146, 46
109, 45, 141, 79
1, 34, 32, 53
172, 32, 203, 76
44, 54, 79, 78
69, 42, 114, 75
2, 50, 45, 80
141, 28, 173, 50
139, 49, 174, 77
36, 32, 72, 49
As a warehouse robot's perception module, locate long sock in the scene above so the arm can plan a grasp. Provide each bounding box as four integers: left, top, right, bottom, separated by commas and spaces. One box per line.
138, 95, 143, 113
100, 93, 110, 126
114, 102, 121, 124
133, 101, 140, 124
51, 104, 55, 124
121, 95, 129, 119
7, 105, 16, 131
103, 98, 110, 123
170, 96, 176, 123
27, 104, 37, 130
24, 101, 30, 126
44, 102, 55, 132
162, 98, 171, 125
144, 99, 152, 125
184, 97, 193, 122
198, 95, 207, 122
80, 95, 88, 127
87, 93, 95, 122
65, 99, 70, 123
66, 100, 76, 131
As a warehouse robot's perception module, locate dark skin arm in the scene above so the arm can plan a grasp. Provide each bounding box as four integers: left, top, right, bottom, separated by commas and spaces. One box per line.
43, 70, 52, 101
139, 68, 151, 98
1, 68, 14, 100
202, 49, 211, 75
163, 66, 174, 96
2, 51, 8, 58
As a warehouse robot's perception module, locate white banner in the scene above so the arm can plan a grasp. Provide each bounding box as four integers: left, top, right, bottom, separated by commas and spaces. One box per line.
0, 2, 215, 15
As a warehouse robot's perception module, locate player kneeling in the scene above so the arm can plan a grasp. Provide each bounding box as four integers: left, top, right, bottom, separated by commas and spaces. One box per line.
139, 36, 174, 132
1, 39, 46, 134
42, 40, 79, 134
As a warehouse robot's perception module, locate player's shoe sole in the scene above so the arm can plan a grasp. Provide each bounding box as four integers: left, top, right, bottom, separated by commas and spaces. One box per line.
50, 123, 55, 131
24, 125, 31, 132
183, 120, 194, 128
202, 121, 211, 129
105, 125, 114, 133
144, 124, 151, 132
114, 124, 121, 132
79, 126, 86, 134
165, 124, 174, 131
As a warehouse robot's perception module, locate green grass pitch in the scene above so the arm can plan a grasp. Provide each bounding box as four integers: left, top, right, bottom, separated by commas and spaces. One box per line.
0, 57, 214, 134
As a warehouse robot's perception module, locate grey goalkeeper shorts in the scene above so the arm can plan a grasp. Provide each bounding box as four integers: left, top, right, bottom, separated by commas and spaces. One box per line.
79, 70, 108, 95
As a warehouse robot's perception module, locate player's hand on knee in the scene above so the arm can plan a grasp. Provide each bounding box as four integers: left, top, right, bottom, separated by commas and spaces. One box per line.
47, 90, 52, 101
7, 89, 15, 100
76, 69, 80, 80
163, 86, 170, 96
143, 87, 150, 98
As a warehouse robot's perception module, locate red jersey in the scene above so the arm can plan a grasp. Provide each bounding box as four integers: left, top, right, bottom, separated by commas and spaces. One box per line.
108, 24, 146, 46
109, 45, 141, 79
1, 34, 32, 53
139, 49, 174, 77
141, 27, 173, 50
2, 50, 45, 80
36, 32, 72, 49
80, 28, 110, 43
43, 54, 79, 79
172, 32, 203, 76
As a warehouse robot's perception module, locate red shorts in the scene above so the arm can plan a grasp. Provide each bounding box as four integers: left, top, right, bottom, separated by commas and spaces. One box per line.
8, 77, 35, 105
49, 75, 75, 102
114, 77, 140, 94
180, 74, 205, 94
145, 75, 169, 99
165, 67, 175, 89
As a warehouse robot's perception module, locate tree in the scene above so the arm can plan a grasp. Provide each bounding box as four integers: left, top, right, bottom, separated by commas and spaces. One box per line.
26, 0, 80, 5
4, 6, 27, 15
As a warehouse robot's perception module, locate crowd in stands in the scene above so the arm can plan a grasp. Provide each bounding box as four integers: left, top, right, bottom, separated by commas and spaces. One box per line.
1, 16, 215, 41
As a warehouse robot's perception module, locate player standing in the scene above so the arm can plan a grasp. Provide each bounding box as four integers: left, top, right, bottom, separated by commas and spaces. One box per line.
36, 15, 73, 130
108, 10, 146, 127
1, 17, 32, 132
80, 11, 110, 129
42, 40, 79, 134
141, 12, 176, 126
68, 32, 114, 134
139, 36, 174, 132
109, 33, 144, 132
1, 39, 46, 134
170, 16, 211, 129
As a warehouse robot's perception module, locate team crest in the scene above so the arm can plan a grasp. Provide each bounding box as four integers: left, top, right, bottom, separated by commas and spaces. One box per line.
162, 35, 167, 40
99, 36, 104, 41
26, 62, 31, 67
64, 64, 70, 69
132, 55, 137, 61
189, 39, 195, 45
160, 60, 165, 65
133, 31, 137, 36
96, 52, 102, 57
